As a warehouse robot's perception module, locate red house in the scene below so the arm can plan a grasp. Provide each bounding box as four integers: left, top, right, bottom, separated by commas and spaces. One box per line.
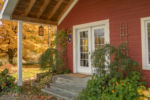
58, 0, 150, 86
1, 0, 150, 86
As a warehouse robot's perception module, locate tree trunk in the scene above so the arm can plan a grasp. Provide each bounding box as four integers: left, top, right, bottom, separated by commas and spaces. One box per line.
7, 49, 15, 64
8, 56, 13, 64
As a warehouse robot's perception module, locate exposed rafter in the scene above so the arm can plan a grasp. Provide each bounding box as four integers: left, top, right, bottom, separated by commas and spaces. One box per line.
47, 0, 64, 19
37, 0, 51, 18
24, 0, 36, 16
12, 15, 57, 25
58, 0, 74, 21
2, 0, 78, 25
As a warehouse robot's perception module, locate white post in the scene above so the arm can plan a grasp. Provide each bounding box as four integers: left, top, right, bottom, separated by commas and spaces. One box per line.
17, 21, 22, 86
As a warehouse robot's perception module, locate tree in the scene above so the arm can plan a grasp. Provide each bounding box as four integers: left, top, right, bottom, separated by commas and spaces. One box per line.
0, 20, 56, 64
0, 20, 17, 64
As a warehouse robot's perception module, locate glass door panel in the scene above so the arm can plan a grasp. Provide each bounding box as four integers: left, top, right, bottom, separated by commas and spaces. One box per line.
94, 28, 105, 50
80, 31, 89, 67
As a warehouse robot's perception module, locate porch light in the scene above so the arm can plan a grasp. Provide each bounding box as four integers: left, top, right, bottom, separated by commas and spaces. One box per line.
39, 25, 44, 36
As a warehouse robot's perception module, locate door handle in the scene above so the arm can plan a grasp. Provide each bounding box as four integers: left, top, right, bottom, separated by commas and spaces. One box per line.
89, 52, 91, 55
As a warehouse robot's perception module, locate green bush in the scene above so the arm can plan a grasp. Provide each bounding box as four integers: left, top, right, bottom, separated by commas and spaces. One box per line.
38, 48, 64, 73
78, 72, 144, 100
78, 43, 145, 100
91, 43, 139, 79
38, 29, 69, 74
0, 69, 16, 92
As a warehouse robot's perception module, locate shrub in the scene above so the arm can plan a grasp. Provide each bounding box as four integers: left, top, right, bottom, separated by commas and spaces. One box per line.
38, 48, 64, 73
78, 43, 145, 100
38, 29, 69, 74
78, 71, 145, 100
91, 43, 139, 79
0, 69, 16, 92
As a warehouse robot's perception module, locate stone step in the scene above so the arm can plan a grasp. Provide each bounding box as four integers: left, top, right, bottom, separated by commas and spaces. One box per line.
42, 74, 91, 100
52, 75, 90, 87
41, 88, 77, 100
50, 83, 84, 95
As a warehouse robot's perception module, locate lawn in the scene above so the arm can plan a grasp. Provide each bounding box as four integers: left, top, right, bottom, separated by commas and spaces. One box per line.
11, 67, 48, 81
0, 64, 48, 81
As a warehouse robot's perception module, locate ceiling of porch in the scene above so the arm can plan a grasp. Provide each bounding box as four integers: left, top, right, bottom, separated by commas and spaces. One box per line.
9, 0, 75, 25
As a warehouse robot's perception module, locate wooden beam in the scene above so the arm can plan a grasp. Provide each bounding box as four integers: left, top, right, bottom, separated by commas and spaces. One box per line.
47, 0, 64, 19
11, 15, 57, 25
58, 0, 74, 22
24, 0, 36, 16
37, 0, 51, 18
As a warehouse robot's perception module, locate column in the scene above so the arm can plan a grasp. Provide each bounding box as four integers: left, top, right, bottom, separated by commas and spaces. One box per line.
17, 21, 22, 86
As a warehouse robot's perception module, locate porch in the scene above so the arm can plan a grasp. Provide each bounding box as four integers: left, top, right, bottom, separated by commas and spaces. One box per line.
42, 74, 90, 100
0, 0, 79, 86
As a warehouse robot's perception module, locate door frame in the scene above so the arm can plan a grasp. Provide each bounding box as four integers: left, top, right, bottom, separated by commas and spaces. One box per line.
73, 19, 110, 74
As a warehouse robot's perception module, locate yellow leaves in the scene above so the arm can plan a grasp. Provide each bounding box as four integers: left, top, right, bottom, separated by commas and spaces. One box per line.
112, 90, 115, 93
138, 97, 148, 100
0, 0, 4, 10
1, 82, 6, 89
143, 90, 150, 97
138, 86, 150, 100
115, 81, 119, 85
138, 88, 144, 95
0, 20, 56, 61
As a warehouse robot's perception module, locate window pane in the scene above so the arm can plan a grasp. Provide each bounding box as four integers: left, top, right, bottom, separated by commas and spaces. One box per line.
80, 31, 89, 67
94, 28, 104, 50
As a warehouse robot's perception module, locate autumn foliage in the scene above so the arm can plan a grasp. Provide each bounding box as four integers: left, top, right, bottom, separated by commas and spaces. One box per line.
0, 20, 56, 64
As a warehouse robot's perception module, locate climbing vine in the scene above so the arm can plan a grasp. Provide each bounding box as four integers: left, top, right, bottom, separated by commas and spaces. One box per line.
39, 29, 70, 74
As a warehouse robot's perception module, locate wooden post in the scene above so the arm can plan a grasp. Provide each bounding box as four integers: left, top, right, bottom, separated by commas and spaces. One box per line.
17, 21, 23, 86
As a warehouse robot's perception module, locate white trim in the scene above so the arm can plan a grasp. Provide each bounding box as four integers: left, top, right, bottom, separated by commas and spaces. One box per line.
141, 17, 150, 70
58, 0, 78, 25
0, 0, 9, 19
0, 0, 18, 20
73, 19, 110, 74
17, 21, 23, 86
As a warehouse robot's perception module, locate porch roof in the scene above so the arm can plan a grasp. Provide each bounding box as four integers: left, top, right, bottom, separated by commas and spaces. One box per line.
0, 0, 78, 25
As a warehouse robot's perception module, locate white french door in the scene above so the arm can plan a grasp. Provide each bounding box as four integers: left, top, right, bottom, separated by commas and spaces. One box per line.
76, 26, 106, 74
77, 28, 92, 74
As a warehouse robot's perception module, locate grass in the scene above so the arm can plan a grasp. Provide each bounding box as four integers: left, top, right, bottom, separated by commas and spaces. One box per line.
0, 64, 48, 81
11, 67, 48, 81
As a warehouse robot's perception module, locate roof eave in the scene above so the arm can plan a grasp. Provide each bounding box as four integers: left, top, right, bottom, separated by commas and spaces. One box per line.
0, 0, 18, 20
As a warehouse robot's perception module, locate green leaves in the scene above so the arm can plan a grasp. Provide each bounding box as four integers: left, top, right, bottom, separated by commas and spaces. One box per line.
1, 69, 8, 76
38, 48, 64, 73
78, 43, 145, 100
92, 43, 140, 79
0, 68, 16, 93
54, 29, 68, 52
38, 29, 69, 74
78, 73, 144, 100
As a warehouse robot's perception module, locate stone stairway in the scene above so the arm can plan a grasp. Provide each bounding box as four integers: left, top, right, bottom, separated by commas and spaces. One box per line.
41, 74, 91, 100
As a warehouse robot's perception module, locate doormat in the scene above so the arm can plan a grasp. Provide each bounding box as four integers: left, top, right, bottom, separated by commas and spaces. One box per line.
67, 73, 90, 78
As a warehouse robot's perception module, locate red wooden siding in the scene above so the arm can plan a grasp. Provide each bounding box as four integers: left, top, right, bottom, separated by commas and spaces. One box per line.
58, 0, 150, 86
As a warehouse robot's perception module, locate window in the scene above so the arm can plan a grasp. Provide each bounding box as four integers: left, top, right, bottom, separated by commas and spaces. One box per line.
141, 17, 150, 70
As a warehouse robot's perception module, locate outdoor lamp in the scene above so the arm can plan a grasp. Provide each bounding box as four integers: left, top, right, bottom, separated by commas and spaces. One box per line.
39, 25, 44, 36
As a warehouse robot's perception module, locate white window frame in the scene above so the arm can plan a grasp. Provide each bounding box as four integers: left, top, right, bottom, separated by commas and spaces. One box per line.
141, 17, 150, 70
